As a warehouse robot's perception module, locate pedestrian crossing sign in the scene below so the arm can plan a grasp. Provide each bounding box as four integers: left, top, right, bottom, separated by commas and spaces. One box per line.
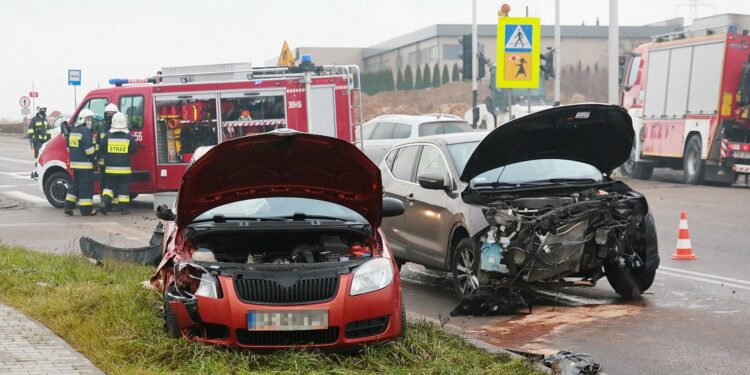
496, 17, 540, 89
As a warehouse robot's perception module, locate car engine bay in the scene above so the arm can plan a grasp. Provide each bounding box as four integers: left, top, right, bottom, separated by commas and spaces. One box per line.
478, 184, 650, 286
186, 230, 376, 265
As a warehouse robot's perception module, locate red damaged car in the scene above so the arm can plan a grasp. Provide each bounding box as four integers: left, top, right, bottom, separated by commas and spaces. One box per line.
150, 130, 406, 348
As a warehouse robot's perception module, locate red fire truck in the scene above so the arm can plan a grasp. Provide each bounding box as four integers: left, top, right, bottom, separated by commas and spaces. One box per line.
34, 60, 362, 208
620, 14, 750, 185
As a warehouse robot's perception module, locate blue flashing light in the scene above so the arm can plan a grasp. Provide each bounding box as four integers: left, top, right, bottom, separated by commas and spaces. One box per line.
301, 54, 312, 63
109, 78, 129, 86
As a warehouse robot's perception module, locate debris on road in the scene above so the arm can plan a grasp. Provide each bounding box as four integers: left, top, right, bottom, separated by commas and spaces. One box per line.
543, 351, 601, 375
79, 222, 163, 265
450, 286, 534, 316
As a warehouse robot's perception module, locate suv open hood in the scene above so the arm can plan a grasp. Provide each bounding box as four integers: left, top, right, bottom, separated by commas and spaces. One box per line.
176, 130, 382, 228
460, 104, 633, 182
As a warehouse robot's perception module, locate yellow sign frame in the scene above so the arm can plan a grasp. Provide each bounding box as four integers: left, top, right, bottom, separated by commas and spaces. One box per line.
496, 17, 540, 89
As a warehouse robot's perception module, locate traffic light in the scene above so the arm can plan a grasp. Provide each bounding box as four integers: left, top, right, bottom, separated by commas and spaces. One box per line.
540, 48, 555, 80
477, 53, 488, 80
457, 34, 472, 79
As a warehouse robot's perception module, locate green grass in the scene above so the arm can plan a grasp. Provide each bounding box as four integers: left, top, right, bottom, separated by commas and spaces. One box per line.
0, 244, 544, 375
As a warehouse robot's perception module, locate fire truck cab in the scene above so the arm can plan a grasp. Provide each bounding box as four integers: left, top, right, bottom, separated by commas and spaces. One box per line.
35, 60, 362, 208
621, 14, 750, 185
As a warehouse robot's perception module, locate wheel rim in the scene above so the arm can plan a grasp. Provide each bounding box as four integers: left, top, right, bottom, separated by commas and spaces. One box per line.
50, 179, 69, 204
686, 148, 698, 176
455, 247, 479, 295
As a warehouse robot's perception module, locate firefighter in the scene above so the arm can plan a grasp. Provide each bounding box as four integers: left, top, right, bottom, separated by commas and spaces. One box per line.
99, 112, 136, 215
27, 106, 51, 158
98, 103, 120, 209
64, 109, 98, 216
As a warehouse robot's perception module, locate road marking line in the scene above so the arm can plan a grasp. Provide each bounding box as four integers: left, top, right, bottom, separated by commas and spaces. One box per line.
0, 222, 120, 227
660, 266, 750, 286
0, 156, 33, 165
658, 270, 750, 292
0, 171, 31, 179
0, 191, 46, 203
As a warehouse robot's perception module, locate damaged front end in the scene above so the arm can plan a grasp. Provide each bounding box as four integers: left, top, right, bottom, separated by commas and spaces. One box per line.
474, 181, 659, 299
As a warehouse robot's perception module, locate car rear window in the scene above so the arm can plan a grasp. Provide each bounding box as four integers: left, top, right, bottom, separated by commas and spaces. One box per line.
419, 121, 473, 136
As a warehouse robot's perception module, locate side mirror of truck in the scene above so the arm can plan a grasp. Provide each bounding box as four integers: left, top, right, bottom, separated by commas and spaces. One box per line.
155, 204, 176, 221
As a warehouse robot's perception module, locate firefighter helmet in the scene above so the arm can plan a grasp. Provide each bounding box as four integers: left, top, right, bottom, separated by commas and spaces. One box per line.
104, 103, 119, 114
76, 109, 95, 125
110, 112, 128, 132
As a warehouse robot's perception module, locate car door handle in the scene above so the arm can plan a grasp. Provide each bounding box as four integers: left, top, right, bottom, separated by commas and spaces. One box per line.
406, 193, 415, 202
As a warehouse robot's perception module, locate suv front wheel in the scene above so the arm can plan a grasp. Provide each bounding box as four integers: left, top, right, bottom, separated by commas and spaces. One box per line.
451, 238, 479, 297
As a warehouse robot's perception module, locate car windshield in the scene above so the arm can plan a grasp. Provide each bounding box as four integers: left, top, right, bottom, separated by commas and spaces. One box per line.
193, 197, 366, 223
447, 141, 604, 186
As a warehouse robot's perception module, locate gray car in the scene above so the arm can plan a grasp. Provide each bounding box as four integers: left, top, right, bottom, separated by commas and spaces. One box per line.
380, 103, 660, 299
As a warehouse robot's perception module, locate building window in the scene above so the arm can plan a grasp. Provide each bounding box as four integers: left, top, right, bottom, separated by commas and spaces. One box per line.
408, 51, 419, 66
444, 45, 460, 60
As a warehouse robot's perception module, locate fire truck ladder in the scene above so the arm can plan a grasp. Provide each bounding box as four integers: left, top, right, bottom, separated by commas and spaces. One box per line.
331, 65, 363, 149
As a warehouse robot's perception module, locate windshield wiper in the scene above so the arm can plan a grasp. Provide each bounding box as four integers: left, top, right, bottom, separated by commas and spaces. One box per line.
526, 178, 600, 184
472, 181, 554, 188
190, 214, 286, 224
281, 213, 353, 222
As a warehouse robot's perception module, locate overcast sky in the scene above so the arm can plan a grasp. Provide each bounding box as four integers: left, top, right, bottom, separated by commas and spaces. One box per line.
1, 0, 748, 120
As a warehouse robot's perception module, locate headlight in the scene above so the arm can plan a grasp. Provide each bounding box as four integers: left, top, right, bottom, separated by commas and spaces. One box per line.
194, 272, 220, 299
350, 258, 394, 296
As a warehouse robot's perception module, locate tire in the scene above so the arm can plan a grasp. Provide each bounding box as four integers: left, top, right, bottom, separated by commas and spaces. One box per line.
605, 213, 658, 299
451, 238, 479, 297
43, 171, 71, 208
683, 136, 704, 185
620, 146, 653, 180
163, 298, 181, 338
604, 262, 656, 299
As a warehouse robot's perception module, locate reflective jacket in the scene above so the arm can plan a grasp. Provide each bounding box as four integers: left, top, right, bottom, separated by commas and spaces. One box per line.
27, 114, 50, 142
68, 124, 96, 170
99, 131, 137, 174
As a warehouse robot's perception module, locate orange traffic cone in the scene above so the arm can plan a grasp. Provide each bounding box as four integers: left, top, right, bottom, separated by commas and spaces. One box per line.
672, 211, 697, 260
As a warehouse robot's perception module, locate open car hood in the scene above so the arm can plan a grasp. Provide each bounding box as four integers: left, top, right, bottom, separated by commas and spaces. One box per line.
459, 104, 633, 182
176, 130, 382, 229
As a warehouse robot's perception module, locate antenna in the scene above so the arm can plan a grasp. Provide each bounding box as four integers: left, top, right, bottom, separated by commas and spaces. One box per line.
676, 0, 716, 25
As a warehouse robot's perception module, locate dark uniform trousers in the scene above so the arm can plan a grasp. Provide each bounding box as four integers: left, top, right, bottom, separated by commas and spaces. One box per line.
101, 174, 131, 211
65, 170, 95, 215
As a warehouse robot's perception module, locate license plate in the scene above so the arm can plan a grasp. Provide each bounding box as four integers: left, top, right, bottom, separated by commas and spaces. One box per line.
248, 310, 328, 331
733, 151, 750, 159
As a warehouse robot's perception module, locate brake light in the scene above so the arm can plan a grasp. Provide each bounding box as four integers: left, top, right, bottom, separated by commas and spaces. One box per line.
741, 144, 750, 152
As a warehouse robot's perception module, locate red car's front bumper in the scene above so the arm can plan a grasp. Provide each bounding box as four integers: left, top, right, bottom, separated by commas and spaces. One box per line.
168, 269, 403, 349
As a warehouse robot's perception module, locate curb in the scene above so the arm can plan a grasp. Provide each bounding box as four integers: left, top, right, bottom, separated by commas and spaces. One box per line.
406, 310, 552, 374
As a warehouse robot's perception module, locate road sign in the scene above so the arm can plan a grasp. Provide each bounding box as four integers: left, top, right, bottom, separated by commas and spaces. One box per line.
21, 108, 30, 115
29, 91, 39, 98
277, 41, 295, 67
19, 96, 30, 108
496, 17, 540, 89
68, 69, 81, 86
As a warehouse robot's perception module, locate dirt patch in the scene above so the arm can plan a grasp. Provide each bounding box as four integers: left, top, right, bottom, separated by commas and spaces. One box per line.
471, 303, 643, 353
361, 81, 489, 121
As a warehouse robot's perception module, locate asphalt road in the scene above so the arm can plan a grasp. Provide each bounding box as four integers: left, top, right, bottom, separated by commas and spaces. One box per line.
1, 133, 749, 374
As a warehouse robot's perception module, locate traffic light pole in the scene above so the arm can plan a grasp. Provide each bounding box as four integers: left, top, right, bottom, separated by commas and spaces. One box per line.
471, 0, 478, 128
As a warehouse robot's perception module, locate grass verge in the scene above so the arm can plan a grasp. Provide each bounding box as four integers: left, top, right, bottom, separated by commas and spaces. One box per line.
0, 244, 544, 375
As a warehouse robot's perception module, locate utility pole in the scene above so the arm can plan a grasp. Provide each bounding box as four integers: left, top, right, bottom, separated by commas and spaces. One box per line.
554, 0, 561, 103
471, 0, 478, 128
608, 0, 619, 104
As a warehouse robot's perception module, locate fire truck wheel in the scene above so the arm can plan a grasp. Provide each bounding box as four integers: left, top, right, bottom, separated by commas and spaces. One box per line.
683, 136, 705, 185
620, 147, 653, 180
44, 171, 71, 208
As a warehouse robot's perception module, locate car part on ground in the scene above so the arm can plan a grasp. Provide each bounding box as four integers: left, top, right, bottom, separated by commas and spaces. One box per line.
543, 351, 602, 375
449, 286, 533, 316
79, 222, 164, 265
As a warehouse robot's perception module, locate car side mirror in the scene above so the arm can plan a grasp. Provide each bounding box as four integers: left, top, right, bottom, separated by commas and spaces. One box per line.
155, 204, 176, 221
382, 197, 404, 217
418, 173, 447, 190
